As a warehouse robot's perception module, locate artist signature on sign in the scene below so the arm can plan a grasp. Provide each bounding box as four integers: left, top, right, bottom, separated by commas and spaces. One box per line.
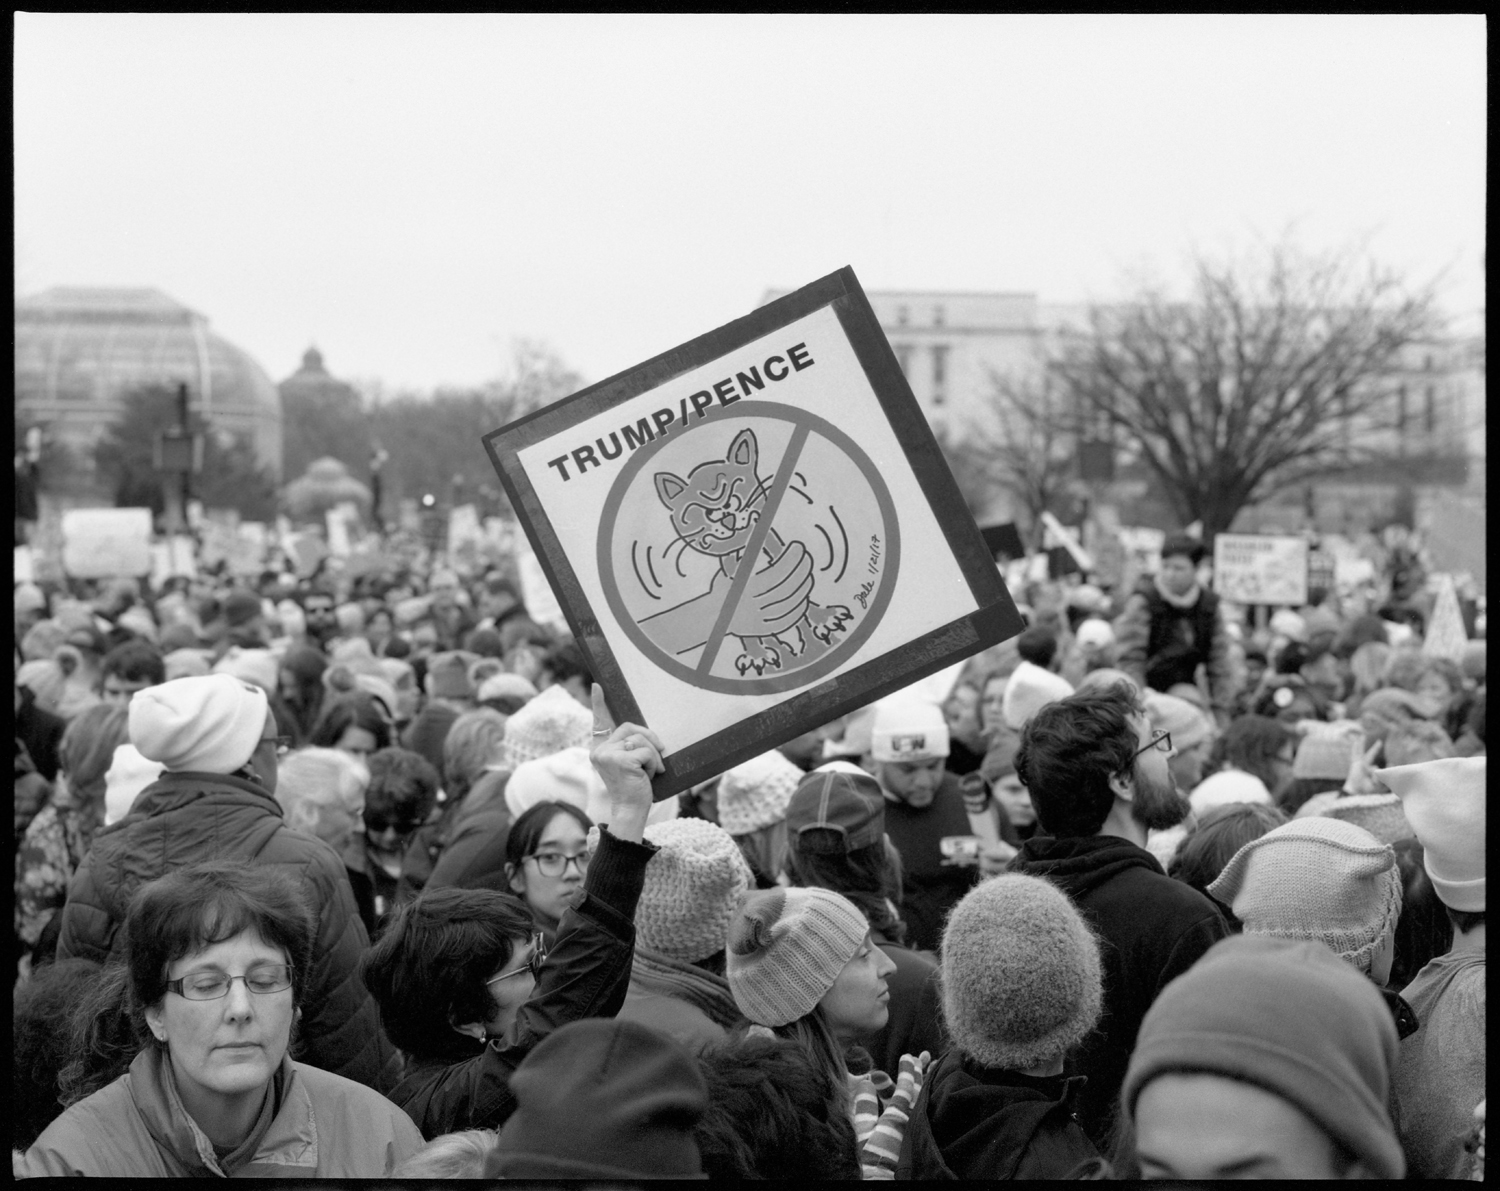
854, 535, 882, 609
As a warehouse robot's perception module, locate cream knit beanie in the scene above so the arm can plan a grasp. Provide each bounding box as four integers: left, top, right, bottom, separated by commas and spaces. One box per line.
716, 750, 802, 837
1378, 756, 1485, 912
128, 674, 268, 775
942, 874, 1103, 1071
633, 819, 754, 963
1208, 817, 1402, 976
725, 887, 869, 1027
1002, 661, 1075, 731
501, 686, 594, 769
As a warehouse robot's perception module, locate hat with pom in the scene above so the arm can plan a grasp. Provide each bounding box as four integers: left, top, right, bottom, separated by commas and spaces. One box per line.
726, 887, 869, 1027
631, 818, 754, 963
1002, 661, 1075, 731
501, 685, 594, 769
716, 749, 802, 837
941, 874, 1103, 1071
129, 674, 269, 775
1377, 756, 1484, 911
1207, 817, 1402, 977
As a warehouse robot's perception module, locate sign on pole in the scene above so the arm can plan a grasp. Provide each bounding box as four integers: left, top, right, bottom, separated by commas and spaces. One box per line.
1213, 534, 1310, 607
61, 508, 153, 578
483, 267, 1023, 798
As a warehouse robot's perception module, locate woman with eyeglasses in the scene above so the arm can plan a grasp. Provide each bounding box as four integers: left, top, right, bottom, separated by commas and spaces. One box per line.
17, 861, 423, 1177
356, 684, 664, 1139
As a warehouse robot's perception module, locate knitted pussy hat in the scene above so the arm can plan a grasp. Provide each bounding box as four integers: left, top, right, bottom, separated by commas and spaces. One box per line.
942, 875, 1103, 1072
716, 749, 802, 837
129, 674, 269, 774
1377, 756, 1485, 911
726, 887, 869, 1027
1207, 817, 1402, 976
1293, 720, 1360, 781
1318, 794, 1414, 847
633, 819, 754, 963
1123, 935, 1404, 1179
501, 685, 594, 769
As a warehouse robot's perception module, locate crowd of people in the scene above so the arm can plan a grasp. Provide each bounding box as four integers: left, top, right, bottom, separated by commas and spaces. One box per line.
11, 530, 1486, 1178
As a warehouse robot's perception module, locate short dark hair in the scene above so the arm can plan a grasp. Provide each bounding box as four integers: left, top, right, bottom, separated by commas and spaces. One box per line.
1015, 627, 1059, 669
1168, 802, 1288, 896
101, 640, 165, 687
1207, 715, 1299, 792
123, 861, 315, 1018
1447, 906, 1486, 934
15, 958, 105, 1149
1161, 535, 1205, 565
364, 747, 441, 830
540, 641, 592, 689
359, 887, 534, 1060
504, 801, 594, 874
1391, 839, 1455, 990
307, 692, 393, 752
1015, 682, 1141, 838
693, 1033, 861, 1181
784, 839, 907, 946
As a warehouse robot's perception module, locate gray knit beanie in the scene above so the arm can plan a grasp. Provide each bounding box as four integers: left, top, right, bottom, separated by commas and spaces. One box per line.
725, 887, 869, 1028
1207, 817, 1402, 976
941, 874, 1103, 1072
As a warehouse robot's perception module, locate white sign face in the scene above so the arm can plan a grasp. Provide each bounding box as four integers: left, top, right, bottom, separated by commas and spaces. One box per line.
15, 546, 35, 584
514, 304, 981, 758
61, 508, 153, 578
1213, 534, 1309, 606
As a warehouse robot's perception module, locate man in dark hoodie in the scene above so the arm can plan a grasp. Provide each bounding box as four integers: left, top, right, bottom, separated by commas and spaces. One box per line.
897, 873, 1105, 1180
1007, 681, 1229, 1146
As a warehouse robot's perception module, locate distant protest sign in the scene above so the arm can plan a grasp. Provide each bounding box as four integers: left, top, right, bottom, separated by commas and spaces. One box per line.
62, 508, 152, 578
1214, 534, 1309, 607
15, 546, 35, 584
484, 266, 1023, 797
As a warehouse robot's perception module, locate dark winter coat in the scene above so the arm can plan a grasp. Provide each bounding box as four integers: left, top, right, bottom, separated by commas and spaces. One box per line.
895, 1048, 1099, 1180
386, 825, 654, 1139
882, 773, 981, 953
16, 686, 66, 782
55, 770, 403, 1094
1008, 833, 1230, 1144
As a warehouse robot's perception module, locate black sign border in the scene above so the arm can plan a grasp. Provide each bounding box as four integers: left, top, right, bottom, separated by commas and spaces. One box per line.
483, 266, 1024, 799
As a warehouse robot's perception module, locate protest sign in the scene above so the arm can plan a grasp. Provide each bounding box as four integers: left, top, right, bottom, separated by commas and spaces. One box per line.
1422, 573, 1468, 663
517, 541, 568, 633
15, 546, 34, 584
150, 536, 197, 587
61, 508, 152, 578
1213, 534, 1309, 607
484, 266, 1023, 797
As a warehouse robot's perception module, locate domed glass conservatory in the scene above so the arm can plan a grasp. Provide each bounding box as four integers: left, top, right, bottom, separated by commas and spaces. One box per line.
14, 287, 283, 500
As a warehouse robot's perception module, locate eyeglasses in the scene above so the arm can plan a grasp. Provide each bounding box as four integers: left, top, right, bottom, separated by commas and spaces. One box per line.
526, 849, 589, 878
1127, 729, 1173, 765
166, 964, 293, 1001
268, 735, 295, 758
486, 934, 547, 986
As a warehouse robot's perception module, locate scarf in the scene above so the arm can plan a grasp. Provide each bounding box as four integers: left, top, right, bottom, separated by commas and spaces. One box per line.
630, 947, 744, 1032
1153, 574, 1202, 609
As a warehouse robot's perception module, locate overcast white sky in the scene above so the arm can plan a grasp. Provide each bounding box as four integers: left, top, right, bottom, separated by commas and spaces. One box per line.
15, 13, 1486, 394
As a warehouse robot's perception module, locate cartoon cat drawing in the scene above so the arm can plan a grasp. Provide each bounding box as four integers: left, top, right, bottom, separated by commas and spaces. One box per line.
640, 427, 852, 675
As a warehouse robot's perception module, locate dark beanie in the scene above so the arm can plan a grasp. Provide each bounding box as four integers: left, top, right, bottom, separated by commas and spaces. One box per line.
486, 1019, 709, 1180
222, 589, 263, 629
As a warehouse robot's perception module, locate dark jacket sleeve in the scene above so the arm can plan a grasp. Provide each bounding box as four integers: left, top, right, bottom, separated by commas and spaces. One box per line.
265, 828, 405, 1094
1112, 592, 1151, 686
55, 847, 120, 965
395, 824, 655, 1137
1154, 906, 1230, 999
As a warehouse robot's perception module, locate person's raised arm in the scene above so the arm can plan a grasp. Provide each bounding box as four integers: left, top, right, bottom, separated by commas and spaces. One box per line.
587, 684, 664, 844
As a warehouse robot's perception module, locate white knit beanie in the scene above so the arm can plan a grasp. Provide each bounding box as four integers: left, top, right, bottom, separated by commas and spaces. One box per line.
1378, 756, 1485, 912
501, 685, 594, 769
716, 750, 802, 836
212, 647, 278, 693
870, 697, 950, 763
1002, 661, 1075, 731
942, 874, 1103, 1071
129, 674, 269, 774
725, 887, 869, 1027
1208, 817, 1403, 976
1188, 769, 1273, 813
506, 746, 604, 819
632, 819, 754, 963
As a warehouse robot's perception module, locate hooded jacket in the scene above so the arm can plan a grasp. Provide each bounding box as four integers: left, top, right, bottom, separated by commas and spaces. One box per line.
895, 1048, 1099, 1180
55, 770, 403, 1093
1007, 833, 1229, 1143
16, 1045, 423, 1177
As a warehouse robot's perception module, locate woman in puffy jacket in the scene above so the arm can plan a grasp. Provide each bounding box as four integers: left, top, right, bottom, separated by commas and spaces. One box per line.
16, 860, 423, 1178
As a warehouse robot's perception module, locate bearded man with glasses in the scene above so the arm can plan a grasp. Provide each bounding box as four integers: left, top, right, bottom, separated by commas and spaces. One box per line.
1007, 681, 1231, 1150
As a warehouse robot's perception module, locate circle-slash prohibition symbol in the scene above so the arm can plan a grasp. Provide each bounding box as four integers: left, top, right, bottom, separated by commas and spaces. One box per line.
599, 402, 899, 694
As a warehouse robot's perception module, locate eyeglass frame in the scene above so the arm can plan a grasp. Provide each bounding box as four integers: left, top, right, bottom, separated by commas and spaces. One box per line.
164, 964, 295, 1001
1124, 729, 1173, 768
486, 933, 547, 986
524, 848, 589, 879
